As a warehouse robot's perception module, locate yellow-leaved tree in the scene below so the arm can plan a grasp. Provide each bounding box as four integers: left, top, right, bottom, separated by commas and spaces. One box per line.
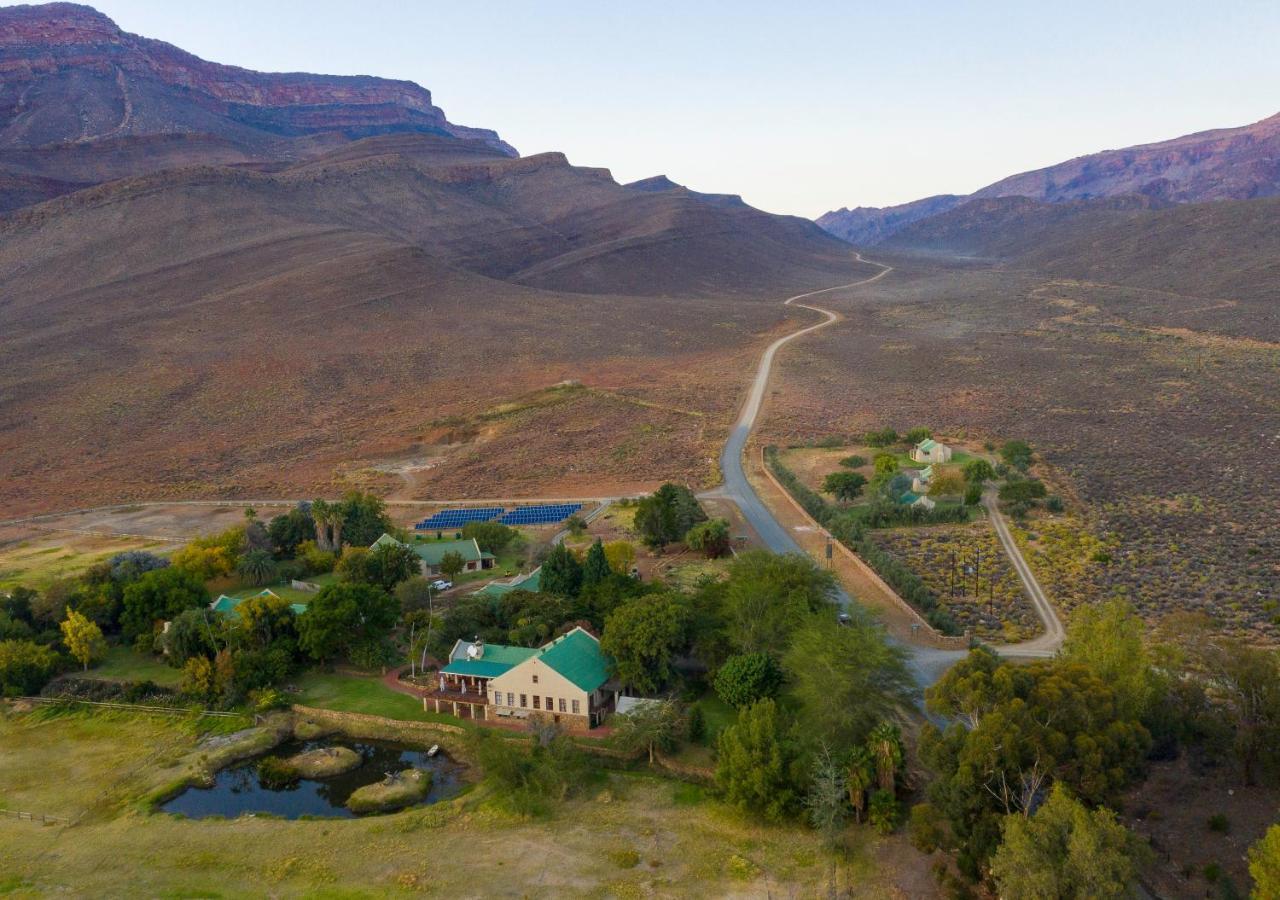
60, 609, 107, 671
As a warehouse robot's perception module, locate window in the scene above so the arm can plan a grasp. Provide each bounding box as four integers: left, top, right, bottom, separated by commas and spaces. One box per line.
546, 696, 553, 711
532, 673, 539, 684
558, 698, 566, 713
571, 699, 580, 715
533, 696, 541, 710
520, 694, 527, 708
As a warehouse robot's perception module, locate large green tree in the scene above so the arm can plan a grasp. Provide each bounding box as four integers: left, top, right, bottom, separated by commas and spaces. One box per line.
540, 543, 583, 597
990, 784, 1144, 899
782, 614, 912, 748
1061, 598, 1156, 722
714, 651, 783, 709
298, 583, 399, 662
120, 567, 210, 640
823, 471, 868, 501
715, 698, 804, 822
722, 551, 836, 656
0, 639, 59, 696
611, 699, 685, 765
581, 539, 612, 588
685, 518, 731, 559
1250, 824, 1280, 898
634, 483, 706, 550
600, 594, 686, 694
921, 650, 1151, 874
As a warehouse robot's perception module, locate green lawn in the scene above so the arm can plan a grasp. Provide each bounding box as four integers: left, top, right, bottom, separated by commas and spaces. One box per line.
693, 691, 737, 745
91, 645, 183, 686
293, 671, 457, 724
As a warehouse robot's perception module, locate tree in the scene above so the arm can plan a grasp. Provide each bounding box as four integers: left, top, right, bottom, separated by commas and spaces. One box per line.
310, 498, 335, 552
600, 594, 686, 693
540, 543, 582, 597
461, 521, 519, 554
267, 504, 315, 557
805, 744, 849, 848
1061, 598, 1155, 722
868, 789, 899, 835
783, 615, 913, 749
108, 551, 169, 584
716, 698, 804, 822
990, 784, 1144, 899
999, 478, 1047, 503
873, 453, 900, 477
161, 607, 219, 666
181, 655, 215, 701
839, 454, 867, 469
928, 470, 966, 497
634, 483, 707, 550
962, 458, 996, 485
823, 471, 868, 501
366, 541, 420, 591
723, 551, 836, 656
394, 576, 436, 613
863, 428, 899, 448
236, 548, 278, 587
60, 609, 106, 671
2, 587, 36, 626
1249, 824, 1280, 899
0, 639, 58, 696
298, 583, 399, 662
438, 550, 467, 583
334, 490, 393, 547
611, 700, 685, 765
1001, 440, 1034, 471
905, 427, 932, 444
603, 540, 636, 576
581, 539, 612, 587
867, 721, 904, 794
922, 651, 1151, 872
237, 591, 298, 651
847, 746, 875, 824
120, 567, 210, 640
170, 543, 235, 582
685, 518, 731, 559
714, 652, 783, 708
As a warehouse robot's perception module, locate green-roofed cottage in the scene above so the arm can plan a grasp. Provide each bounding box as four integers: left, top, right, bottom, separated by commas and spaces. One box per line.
910, 437, 953, 464
371, 533, 496, 576
210, 589, 308, 618
427, 626, 617, 730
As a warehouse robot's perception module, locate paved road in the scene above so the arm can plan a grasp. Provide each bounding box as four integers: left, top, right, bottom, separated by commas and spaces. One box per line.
712, 254, 1063, 687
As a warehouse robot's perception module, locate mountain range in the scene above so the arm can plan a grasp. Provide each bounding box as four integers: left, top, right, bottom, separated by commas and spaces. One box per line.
817, 111, 1280, 246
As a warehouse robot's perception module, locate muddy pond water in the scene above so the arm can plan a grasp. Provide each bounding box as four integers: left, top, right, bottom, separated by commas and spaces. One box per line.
162, 737, 467, 819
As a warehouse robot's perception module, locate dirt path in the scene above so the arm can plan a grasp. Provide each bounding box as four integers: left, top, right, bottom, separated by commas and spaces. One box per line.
981, 491, 1063, 656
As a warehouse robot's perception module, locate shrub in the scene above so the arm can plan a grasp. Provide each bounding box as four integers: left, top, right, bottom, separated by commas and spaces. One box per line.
257, 756, 300, 790
1000, 440, 1034, 470
905, 427, 932, 444
868, 789, 899, 834
0, 639, 60, 697
998, 479, 1048, 504
963, 484, 982, 506
686, 704, 706, 742
909, 802, 947, 853
1208, 813, 1231, 834
1045, 495, 1065, 513
863, 428, 899, 448
607, 848, 641, 869
714, 652, 784, 708
839, 454, 867, 469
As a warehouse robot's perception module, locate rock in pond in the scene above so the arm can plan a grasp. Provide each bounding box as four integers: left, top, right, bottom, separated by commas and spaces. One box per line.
345, 768, 432, 814
283, 746, 362, 779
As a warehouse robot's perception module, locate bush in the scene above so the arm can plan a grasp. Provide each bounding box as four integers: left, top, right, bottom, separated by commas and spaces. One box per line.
0, 639, 60, 696
1045, 495, 1065, 513
905, 427, 932, 444
686, 704, 706, 742
998, 479, 1048, 504
257, 756, 300, 790
963, 484, 982, 506
1001, 440, 1034, 470
863, 428, 899, 448
868, 789, 899, 835
839, 455, 866, 469
1208, 813, 1231, 834
909, 802, 947, 853
714, 652, 784, 708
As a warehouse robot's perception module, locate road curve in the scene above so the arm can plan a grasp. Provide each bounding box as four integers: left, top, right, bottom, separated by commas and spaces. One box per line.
713, 254, 1064, 686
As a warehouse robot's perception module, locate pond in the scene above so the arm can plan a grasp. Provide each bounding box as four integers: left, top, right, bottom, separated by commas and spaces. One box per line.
162, 737, 467, 819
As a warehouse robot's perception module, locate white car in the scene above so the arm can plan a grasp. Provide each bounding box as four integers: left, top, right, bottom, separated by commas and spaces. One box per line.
431, 579, 453, 591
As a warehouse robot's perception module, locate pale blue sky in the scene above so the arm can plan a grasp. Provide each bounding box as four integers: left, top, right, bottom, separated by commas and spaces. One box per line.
36, 1, 1280, 217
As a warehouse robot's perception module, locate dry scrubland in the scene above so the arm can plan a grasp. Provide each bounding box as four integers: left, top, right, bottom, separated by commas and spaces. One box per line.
0, 708, 923, 898
760, 260, 1279, 639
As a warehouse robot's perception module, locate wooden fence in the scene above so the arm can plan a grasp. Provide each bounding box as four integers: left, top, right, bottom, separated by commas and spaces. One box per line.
17, 696, 249, 719
0, 809, 70, 826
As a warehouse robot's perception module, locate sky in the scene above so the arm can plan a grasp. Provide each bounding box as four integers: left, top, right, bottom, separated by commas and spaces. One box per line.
39, 0, 1280, 217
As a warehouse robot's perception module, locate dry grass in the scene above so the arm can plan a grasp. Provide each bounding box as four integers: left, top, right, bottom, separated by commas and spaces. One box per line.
0, 708, 931, 897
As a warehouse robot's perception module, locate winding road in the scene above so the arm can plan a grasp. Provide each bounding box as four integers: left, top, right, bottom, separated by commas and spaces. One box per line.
711, 254, 1064, 686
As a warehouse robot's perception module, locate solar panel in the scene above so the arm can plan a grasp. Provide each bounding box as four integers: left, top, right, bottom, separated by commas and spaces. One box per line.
497, 503, 582, 526
414, 506, 505, 530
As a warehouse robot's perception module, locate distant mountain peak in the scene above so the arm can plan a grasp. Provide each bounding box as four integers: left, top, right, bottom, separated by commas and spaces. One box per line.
0, 2, 515, 157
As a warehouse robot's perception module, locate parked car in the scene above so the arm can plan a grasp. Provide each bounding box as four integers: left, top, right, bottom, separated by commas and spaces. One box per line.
431, 579, 453, 591
837, 612, 852, 627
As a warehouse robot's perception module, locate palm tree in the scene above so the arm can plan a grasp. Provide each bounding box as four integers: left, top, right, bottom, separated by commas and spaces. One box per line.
846, 746, 874, 823
311, 499, 332, 552
867, 722, 904, 795
236, 548, 278, 587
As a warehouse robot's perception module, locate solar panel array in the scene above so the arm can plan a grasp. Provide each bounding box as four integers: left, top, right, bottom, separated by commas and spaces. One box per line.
415, 507, 504, 530
498, 503, 583, 526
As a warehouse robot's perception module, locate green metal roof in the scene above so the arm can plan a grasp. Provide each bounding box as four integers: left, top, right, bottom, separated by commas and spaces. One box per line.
374, 533, 495, 566
474, 567, 542, 598
440, 659, 518, 679
917, 438, 938, 451
535, 628, 610, 693
211, 591, 307, 618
